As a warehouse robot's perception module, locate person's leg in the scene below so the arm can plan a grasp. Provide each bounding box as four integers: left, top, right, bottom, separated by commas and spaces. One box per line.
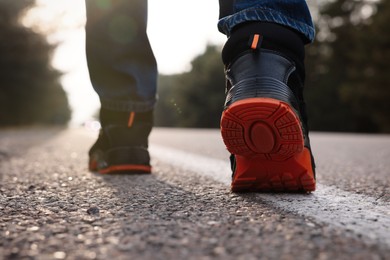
85, 0, 156, 174
218, 0, 316, 192
85, 0, 157, 111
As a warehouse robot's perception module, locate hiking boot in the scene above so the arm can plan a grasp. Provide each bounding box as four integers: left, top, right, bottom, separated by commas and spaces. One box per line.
220, 32, 316, 192
89, 110, 153, 174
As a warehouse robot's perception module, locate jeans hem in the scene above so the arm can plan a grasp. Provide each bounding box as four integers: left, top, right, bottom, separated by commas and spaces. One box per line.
218, 7, 315, 43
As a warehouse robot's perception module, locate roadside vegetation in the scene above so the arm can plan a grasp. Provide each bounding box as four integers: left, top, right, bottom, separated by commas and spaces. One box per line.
0, 0, 70, 126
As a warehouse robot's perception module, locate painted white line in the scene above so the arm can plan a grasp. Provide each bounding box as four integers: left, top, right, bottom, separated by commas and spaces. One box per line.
150, 144, 390, 247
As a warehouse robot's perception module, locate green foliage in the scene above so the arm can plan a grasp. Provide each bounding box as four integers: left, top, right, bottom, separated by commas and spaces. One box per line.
0, 0, 71, 126
305, 0, 390, 132
155, 45, 225, 128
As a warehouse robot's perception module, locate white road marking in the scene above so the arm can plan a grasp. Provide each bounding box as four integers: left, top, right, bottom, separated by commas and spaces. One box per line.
150, 144, 390, 247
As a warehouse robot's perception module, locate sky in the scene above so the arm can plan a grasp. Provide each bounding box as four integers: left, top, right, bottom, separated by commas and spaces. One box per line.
23, 0, 226, 125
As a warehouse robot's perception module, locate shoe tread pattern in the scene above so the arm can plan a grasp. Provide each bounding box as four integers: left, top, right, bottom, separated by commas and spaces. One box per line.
221, 98, 303, 161
221, 98, 315, 192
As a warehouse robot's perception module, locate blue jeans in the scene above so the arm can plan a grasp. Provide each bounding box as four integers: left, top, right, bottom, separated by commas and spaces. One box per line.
85, 0, 314, 113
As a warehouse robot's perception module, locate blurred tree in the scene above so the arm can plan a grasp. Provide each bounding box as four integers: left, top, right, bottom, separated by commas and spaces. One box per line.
339, 0, 390, 132
155, 45, 225, 128
0, 0, 71, 126
305, 0, 389, 132
174, 45, 226, 128
154, 73, 183, 127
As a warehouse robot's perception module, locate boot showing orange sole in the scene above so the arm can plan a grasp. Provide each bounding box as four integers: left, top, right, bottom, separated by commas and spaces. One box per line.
221, 98, 316, 192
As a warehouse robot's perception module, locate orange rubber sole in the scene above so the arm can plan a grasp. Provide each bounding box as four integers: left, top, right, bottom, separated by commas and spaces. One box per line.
221, 98, 315, 192
89, 160, 152, 174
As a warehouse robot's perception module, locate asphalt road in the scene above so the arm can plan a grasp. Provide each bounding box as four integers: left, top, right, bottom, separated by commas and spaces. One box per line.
0, 127, 389, 260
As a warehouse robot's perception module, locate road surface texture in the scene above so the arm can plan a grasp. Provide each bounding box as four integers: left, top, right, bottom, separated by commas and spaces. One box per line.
0, 127, 389, 260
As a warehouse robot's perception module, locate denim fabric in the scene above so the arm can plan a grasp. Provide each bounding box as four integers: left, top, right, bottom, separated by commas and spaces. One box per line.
218, 0, 315, 43
85, 0, 314, 112
85, 0, 157, 112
